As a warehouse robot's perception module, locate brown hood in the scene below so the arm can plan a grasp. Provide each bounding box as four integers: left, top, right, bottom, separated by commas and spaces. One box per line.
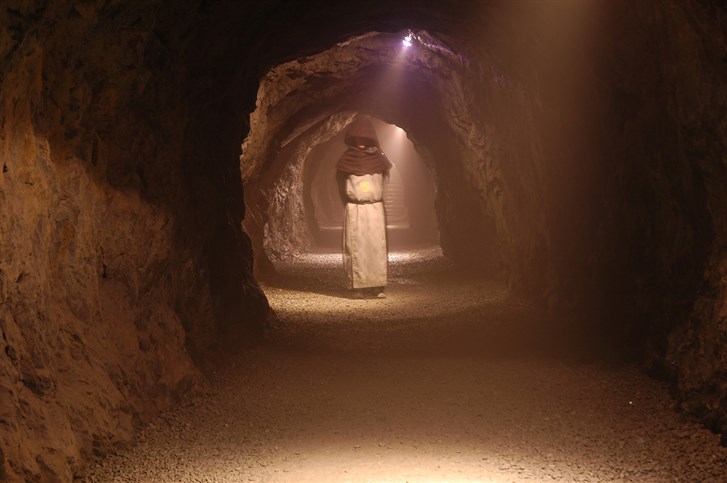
344, 117, 380, 148
337, 117, 392, 176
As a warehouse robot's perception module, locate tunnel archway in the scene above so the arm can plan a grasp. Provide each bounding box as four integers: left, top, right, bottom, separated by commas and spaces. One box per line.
241, 30, 508, 278
302, 117, 438, 250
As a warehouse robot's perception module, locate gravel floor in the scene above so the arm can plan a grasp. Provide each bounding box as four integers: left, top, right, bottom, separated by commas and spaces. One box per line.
85, 246, 727, 482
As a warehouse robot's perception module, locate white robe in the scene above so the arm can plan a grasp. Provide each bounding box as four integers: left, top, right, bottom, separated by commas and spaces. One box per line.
342, 173, 387, 289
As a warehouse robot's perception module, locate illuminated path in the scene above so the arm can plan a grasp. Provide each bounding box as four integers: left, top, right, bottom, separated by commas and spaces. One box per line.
86, 247, 727, 482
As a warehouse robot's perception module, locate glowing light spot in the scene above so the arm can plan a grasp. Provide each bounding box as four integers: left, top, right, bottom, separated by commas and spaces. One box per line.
359, 181, 371, 192
402, 34, 412, 47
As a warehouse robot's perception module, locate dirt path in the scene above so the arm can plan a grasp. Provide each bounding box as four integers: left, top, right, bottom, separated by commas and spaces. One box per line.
85, 247, 727, 482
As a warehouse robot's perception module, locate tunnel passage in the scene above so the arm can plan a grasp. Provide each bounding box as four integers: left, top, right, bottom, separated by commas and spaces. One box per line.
258, 113, 440, 262
241, 31, 506, 277
239, 9, 727, 451
1, 1, 726, 481
302, 117, 438, 250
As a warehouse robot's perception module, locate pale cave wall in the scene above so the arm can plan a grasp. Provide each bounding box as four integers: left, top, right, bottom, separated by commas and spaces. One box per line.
261, 112, 357, 262
0, 0, 726, 480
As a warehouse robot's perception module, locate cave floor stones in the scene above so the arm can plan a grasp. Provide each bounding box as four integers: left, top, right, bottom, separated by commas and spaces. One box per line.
84, 246, 727, 482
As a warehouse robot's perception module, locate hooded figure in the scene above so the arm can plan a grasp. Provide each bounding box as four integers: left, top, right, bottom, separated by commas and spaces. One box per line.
336, 117, 393, 298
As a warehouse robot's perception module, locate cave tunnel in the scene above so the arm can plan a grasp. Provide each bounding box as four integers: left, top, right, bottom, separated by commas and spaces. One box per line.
1, 0, 726, 481
257, 114, 439, 260
300, 118, 439, 251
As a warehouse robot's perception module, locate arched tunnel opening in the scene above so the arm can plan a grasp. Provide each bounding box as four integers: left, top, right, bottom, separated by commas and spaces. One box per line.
301, 117, 439, 251
251, 111, 440, 265
240, 29, 505, 282
1, 1, 726, 481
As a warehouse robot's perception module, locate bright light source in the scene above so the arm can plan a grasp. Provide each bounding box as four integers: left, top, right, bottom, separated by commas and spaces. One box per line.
402, 34, 413, 47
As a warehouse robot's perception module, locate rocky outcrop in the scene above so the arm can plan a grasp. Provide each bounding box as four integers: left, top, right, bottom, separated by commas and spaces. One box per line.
0, 1, 268, 480
258, 112, 357, 262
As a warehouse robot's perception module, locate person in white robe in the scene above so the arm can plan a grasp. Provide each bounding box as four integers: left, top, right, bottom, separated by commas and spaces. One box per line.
336, 117, 392, 299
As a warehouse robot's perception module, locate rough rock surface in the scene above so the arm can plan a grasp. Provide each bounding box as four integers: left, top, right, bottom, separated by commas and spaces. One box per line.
248, 112, 357, 267
0, 2, 268, 481
1, 0, 726, 480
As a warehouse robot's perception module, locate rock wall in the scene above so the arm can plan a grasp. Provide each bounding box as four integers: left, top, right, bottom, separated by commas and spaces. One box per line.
0, 2, 268, 480
621, 0, 727, 441
260, 113, 356, 262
